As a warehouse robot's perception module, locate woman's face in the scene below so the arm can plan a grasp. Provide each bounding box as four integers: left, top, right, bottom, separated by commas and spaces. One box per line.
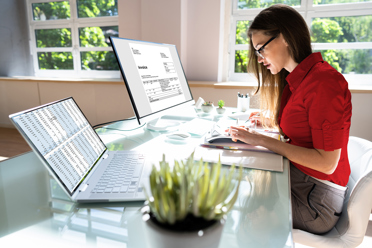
251, 31, 295, 74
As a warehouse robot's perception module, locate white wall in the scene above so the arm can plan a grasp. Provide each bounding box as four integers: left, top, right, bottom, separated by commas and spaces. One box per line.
349, 92, 372, 141
118, 0, 221, 81
0, 80, 132, 128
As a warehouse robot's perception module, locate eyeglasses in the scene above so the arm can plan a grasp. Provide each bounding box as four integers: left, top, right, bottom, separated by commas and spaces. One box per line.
255, 36, 277, 59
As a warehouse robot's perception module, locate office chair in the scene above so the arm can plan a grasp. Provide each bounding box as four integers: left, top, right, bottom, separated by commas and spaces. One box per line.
293, 136, 372, 248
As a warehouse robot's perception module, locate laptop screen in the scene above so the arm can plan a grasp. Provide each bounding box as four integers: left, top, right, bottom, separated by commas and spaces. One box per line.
9, 98, 106, 195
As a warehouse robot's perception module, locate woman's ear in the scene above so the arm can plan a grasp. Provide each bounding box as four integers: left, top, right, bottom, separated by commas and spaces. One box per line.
280, 34, 289, 47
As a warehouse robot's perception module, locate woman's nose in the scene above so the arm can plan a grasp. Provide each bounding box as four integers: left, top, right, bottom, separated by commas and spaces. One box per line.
257, 56, 264, 63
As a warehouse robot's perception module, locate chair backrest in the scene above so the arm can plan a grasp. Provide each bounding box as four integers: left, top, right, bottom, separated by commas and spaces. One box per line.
347, 136, 372, 196
334, 136, 372, 246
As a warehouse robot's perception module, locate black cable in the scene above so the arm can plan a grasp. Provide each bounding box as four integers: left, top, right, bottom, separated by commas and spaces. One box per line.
92, 117, 136, 129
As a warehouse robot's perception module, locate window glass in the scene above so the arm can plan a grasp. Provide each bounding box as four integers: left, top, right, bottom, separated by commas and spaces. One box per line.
315, 49, 372, 74
36, 28, 72, 48
77, 0, 118, 18
32, 1, 70, 21
311, 16, 372, 43
313, 0, 372, 5
235, 50, 249, 73
238, 0, 301, 9
81, 51, 119, 70
37, 52, 73, 70
236, 21, 250, 44
79, 26, 118, 47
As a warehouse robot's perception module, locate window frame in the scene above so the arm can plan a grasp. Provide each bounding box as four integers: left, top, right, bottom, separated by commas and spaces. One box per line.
228, 0, 372, 85
27, 0, 120, 78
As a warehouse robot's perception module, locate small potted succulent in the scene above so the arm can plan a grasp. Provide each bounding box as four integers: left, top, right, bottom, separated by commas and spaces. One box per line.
216, 100, 226, 114
142, 153, 242, 248
201, 101, 214, 113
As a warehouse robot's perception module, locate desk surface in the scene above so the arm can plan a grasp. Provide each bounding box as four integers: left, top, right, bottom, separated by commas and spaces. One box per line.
0, 113, 293, 248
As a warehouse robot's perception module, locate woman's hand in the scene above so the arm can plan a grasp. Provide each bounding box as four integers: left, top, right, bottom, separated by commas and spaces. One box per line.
249, 111, 260, 124
228, 124, 341, 175
248, 112, 272, 127
228, 126, 263, 146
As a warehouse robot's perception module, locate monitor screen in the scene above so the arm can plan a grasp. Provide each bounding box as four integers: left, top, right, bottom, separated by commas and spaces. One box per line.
110, 37, 194, 125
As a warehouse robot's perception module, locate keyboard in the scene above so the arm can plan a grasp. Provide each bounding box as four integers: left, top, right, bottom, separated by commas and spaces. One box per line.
181, 118, 216, 136
91, 152, 144, 194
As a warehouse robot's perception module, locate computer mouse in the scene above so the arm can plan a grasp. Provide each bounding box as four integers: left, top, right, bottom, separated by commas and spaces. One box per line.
166, 132, 191, 140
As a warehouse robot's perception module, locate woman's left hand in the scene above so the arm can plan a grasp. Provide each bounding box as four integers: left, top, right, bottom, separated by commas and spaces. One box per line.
228, 126, 263, 146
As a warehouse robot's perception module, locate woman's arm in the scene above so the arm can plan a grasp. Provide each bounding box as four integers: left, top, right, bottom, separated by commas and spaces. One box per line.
228, 126, 341, 175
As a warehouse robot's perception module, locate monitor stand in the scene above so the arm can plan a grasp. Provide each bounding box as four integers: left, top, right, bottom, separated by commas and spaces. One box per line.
146, 117, 181, 132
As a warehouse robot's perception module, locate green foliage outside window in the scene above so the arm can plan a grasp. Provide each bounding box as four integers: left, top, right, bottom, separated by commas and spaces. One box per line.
32, 1, 70, 20
236, 21, 250, 45
235, 50, 249, 73
38, 52, 73, 70
33, 0, 118, 71
234, 13, 372, 74
235, 21, 250, 73
79, 26, 118, 47
77, 0, 118, 18
311, 16, 372, 74
238, 0, 301, 9
36, 28, 72, 48
81, 51, 119, 70
314, 0, 372, 4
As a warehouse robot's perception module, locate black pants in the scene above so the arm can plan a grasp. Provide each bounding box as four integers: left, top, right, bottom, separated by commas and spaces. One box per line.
290, 164, 347, 234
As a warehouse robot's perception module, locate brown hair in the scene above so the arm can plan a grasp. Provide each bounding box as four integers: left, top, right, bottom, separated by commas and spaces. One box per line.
247, 4, 312, 128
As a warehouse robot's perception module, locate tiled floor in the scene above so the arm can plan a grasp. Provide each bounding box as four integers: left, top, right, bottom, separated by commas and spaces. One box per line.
1, 127, 371, 247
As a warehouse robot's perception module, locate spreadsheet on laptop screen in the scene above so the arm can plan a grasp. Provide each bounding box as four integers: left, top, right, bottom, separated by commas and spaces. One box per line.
11, 98, 106, 193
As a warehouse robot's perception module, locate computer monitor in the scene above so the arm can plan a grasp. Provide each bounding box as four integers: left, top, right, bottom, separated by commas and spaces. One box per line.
110, 37, 195, 130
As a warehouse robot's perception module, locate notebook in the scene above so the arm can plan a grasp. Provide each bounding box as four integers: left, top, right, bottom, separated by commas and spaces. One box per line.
9, 97, 147, 203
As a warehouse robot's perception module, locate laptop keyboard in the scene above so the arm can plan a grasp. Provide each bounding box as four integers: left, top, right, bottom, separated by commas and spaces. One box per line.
91, 152, 145, 194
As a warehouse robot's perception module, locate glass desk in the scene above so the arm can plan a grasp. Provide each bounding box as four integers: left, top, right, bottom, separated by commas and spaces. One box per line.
0, 114, 293, 248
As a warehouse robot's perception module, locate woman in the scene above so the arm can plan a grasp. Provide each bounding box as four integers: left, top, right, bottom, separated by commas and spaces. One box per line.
228, 4, 352, 234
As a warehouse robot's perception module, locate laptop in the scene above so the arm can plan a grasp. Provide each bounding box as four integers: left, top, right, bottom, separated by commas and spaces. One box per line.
9, 97, 147, 203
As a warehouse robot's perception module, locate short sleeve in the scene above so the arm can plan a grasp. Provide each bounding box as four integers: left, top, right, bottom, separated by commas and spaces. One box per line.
305, 71, 347, 151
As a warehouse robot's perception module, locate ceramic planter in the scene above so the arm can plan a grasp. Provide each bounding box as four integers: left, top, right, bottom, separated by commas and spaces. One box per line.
201, 105, 213, 113
143, 213, 225, 248
216, 107, 226, 114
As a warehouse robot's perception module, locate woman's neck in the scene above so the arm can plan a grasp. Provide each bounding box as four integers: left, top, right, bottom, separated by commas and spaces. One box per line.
285, 59, 298, 73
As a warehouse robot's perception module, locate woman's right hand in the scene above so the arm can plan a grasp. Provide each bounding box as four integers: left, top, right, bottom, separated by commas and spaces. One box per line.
248, 112, 272, 128
249, 112, 261, 125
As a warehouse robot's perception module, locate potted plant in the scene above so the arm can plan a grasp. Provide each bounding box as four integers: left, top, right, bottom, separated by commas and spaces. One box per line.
142, 153, 242, 248
216, 100, 226, 114
201, 101, 214, 113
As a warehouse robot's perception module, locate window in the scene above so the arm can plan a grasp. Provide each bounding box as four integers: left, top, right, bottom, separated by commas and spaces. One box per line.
28, 0, 120, 78
228, 0, 372, 85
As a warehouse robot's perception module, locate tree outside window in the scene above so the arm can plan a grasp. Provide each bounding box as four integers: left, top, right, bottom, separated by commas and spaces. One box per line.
29, 0, 119, 77
231, 0, 372, 83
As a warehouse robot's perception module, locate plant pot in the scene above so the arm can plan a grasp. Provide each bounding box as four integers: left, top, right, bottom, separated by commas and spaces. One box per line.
216, 107, 226, 114
143, 212, 225, 248
201, 105, 214, 113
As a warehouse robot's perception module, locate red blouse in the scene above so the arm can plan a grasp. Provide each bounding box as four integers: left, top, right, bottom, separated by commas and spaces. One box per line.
278, 52, 352, 186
